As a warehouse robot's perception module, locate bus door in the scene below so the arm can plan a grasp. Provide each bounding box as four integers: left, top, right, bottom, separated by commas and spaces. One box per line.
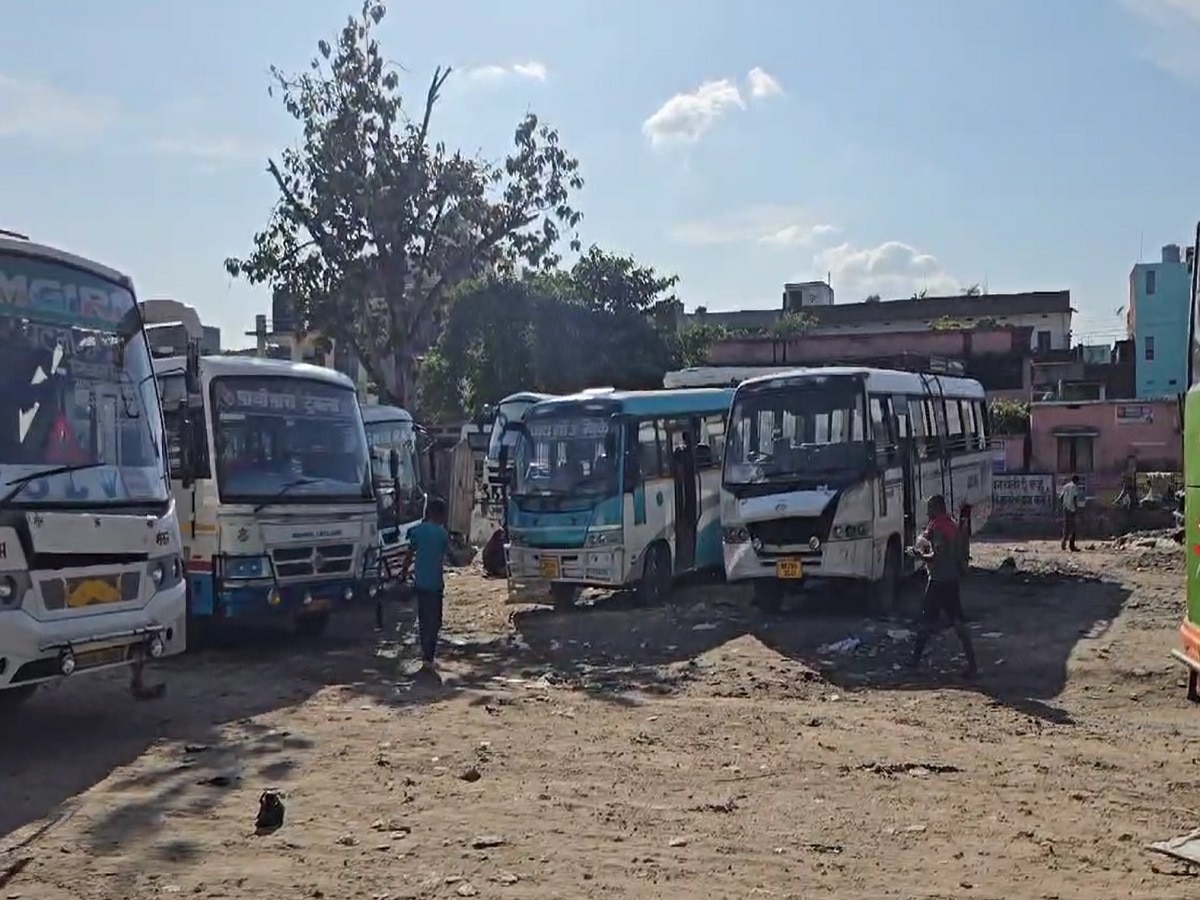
665, 418, 699, 572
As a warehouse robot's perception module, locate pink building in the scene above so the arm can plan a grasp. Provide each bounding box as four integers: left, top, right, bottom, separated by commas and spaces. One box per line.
1028, 399, 1181, 494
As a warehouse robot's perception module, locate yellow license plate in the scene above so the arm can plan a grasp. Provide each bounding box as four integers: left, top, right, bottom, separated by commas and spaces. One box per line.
775, 559, 803, 579
75, 646, 129, 669
539, 556, 561, 579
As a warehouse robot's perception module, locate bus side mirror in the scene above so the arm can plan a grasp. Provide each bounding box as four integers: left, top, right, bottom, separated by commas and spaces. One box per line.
388, 447, 400, 481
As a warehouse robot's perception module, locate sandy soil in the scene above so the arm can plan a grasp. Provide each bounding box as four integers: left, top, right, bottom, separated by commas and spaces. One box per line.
2, 536, 1199, 899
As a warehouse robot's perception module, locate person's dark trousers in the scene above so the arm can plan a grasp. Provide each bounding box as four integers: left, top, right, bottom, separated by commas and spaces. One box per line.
1061, 510, 1078, 550
908, 579, 977, 677
414, 588, 444, 663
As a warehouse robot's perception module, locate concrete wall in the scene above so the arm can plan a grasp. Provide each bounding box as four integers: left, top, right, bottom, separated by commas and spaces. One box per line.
1029, 399, 1181, 475
706, 326, 1028, 366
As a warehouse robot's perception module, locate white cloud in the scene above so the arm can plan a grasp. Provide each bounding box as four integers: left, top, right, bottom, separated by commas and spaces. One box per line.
812, 240, 961, 301
151, 135, 272, 168
746, 67, 783, 99
669, 206, 837, 246
1119, 0, 1200, 82
462, 61, 549, 85
642, 79, 745, 146
0, 73, 119, 142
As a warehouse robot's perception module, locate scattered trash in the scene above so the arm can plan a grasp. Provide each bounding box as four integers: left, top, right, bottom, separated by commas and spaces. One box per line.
855, 761, 961, 777
455, 881, 478, 896
490, 871, 521, 885
471, 835, 506, 849
1148, 827, 1200, 866
691, 622, 719, 631
255, 789, 286, 833
818, 637, 861, 655
668, 836, 689, 847
886, 629, 914, 642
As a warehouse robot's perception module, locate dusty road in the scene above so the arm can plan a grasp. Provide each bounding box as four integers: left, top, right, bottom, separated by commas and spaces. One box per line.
2, 537, 1198, 899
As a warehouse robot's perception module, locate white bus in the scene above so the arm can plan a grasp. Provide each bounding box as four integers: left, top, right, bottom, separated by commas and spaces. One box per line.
720, 366, 992, 613
154, 355, 378, 636
361, 404, 425, 561
482, 392, 555, 508
0, 234, 187, 711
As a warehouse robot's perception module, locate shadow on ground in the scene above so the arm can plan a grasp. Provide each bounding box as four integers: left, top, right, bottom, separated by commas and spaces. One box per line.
0, 612, 376, 846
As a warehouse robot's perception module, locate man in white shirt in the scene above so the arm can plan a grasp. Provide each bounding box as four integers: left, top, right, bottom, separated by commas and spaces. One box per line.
1059, 474, 1082, 552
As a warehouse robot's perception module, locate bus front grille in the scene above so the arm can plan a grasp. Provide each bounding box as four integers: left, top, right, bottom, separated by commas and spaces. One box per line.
747, 516, 829, 549
269, 543, 357, 579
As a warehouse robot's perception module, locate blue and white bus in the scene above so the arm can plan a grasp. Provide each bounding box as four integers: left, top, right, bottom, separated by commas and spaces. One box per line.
503, 387, 734, 606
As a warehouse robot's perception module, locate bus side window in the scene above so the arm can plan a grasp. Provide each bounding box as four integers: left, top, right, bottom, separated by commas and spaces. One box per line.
638, 419, 665, 480
892, 394, 911, 443
974, 399, 990, 450
696, 413, 724, 469
869, 395, 897, 462
959, 399, 978, 453
946, 398, 964, 453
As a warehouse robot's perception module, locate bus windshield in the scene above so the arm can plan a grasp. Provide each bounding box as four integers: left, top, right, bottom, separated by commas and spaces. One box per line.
365, 418, 420, 492
487, 397, 545, 467
211, 375, 371, 504
0, 251, 169, 507
725, 381, 868, 485
514, 416, 620, 499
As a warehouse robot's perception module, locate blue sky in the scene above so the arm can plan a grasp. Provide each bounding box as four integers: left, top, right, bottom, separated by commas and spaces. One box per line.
1, 0, 1197, 349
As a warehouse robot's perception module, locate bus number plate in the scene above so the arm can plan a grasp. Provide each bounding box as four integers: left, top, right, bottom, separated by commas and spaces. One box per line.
775, 559, 803, 579
539, 557, 561, 579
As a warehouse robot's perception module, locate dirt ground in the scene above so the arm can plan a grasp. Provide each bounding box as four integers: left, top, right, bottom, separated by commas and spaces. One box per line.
2, 535, 1199, 899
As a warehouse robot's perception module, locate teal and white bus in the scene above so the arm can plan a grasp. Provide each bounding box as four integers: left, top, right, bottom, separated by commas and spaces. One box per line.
503, 387, 734, 606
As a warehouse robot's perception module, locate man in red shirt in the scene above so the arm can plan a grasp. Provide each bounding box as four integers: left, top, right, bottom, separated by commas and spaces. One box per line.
906, 494, 978, 679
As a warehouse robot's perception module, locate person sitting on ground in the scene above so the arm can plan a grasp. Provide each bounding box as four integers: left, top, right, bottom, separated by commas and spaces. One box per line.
906, 494, 978, 680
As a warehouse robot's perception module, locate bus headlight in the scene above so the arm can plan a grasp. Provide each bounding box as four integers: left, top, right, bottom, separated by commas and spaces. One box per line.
0, 576, 17, 604
148, 555, 185, 591
831, 522, 871, 541
585, 531, 617, 547
722, 527, 750, 544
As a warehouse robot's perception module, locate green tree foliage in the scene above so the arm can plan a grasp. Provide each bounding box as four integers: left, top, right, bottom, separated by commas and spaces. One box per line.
674, 322, 729, 368
224, 2, 583, 407
421, 247, 680, 419
988, 398, 1030, 435
931, 315, 1000, 330
767, 311, 816, 338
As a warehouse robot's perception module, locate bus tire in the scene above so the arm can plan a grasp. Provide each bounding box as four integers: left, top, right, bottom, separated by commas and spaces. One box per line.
752, 580, 784, 615
870, 539, 902, 617
295, 610, 331, 637
0, 684, 36, 714
550, 582, 578, 609
637, 542, 673, 605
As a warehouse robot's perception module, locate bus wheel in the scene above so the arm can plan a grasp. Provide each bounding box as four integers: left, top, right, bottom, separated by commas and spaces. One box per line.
752, 581, 784, 615
0, 685, 36, 715
295, 610, 331, 638
550, 582, 578, 609
637, 542, 673, 605
1188, 670, 1200, 704
870, 541, 901, 617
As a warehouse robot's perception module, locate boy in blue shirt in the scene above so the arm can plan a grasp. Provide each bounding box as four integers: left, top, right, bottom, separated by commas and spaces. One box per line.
407, 497, 451, 673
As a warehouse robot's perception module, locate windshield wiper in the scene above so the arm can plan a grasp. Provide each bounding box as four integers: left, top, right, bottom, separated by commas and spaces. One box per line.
0, 462, 111, 507
253, 477, 320, 513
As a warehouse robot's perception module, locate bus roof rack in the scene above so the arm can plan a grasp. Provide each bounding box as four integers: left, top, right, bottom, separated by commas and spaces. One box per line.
0, 228, 30, 240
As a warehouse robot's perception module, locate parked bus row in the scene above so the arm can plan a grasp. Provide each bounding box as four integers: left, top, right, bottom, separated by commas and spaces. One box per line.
0, 233, 435, 713
497, 367, 994, 613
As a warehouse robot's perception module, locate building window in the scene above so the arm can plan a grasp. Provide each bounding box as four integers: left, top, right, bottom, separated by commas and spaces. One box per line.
1146, 269, 1156, 295
1036, 330, 1051, 352
1145, 335, 1155, 361
1056, 436, 1094, 474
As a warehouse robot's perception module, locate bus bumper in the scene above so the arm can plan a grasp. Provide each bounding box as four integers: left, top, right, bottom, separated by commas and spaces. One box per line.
506, 546, 626, 586
206, 578, 362, 620
0, 581, 187, 689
